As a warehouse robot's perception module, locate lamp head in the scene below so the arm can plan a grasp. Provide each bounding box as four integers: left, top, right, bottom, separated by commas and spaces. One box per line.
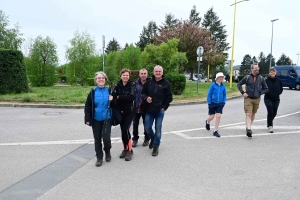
271, 19, 279, 22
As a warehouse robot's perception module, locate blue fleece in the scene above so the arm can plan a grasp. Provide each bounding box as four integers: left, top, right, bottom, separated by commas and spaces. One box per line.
94, 86, 111, 121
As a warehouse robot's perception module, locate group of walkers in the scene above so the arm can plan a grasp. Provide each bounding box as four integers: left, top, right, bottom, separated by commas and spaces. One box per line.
84, 63, 283, 167
84, 65, 172, 167
206, 63, 283, 138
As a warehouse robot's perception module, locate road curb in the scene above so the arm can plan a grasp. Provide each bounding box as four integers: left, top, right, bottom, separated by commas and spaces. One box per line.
0, 95, 242, 109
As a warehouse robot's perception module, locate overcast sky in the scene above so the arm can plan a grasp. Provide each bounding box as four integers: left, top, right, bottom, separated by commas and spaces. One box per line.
1, 0, 300, 66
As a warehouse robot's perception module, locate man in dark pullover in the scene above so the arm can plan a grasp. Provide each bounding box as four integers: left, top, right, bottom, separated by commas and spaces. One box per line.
237, 64, 268, 137
142, 65, 173, 156
264, 67, 283, 133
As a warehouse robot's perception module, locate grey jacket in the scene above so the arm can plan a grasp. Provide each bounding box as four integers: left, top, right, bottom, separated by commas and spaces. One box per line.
237, 74, 268, 99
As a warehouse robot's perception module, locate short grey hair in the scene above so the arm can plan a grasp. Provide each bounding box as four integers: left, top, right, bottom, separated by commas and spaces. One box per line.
251, 63, 259, 69
153, 65, 163, 73
94, 71, 108, 82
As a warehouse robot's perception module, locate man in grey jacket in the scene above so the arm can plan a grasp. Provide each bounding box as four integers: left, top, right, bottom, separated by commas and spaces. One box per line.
237, 64, 268, 137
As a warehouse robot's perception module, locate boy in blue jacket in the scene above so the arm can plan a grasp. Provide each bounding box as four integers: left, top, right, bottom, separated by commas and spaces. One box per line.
205, 72, 226, 137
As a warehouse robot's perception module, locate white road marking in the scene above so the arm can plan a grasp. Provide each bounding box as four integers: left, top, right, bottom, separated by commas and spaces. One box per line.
1, 111, 299, 146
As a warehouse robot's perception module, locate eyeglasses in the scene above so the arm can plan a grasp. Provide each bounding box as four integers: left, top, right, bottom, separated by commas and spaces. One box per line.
97, 77, 106, 80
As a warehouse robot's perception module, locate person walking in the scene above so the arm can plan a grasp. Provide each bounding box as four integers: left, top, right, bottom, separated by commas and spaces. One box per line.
205, 72, 226, 137
237, 64, 268, 137
132, 68, 150, 147
142, 65, 173, 156
112, 69, 136, 161
264, 67, 283, 133
84, 71, 113, 167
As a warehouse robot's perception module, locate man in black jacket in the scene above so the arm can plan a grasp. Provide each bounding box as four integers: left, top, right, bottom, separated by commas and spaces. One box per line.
142, 65, 173, 156
264, 67, 283, 133
237, 64, 268, 137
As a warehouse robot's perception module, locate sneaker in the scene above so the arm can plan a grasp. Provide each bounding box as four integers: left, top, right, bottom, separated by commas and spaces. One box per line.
246, 129, 252, 137
213, 130, 220, 137
142, 139, 149, 146
132, 140, 138, 148
119, 150, 128, 159
152, 145, 159, 156
149, 139, 154, 149
95, 159, 103, 167
206, 120, 210, 130
125, 150, 133, 161
105, 152, 111, 162
268, 126, 273, 133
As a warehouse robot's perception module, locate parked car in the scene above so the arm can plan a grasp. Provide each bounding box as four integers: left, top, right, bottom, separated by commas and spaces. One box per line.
274, 65, 300, 90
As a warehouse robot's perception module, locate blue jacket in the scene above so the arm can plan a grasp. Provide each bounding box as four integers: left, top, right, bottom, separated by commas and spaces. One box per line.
207, 82, 226, 104
84, 86, 111, 126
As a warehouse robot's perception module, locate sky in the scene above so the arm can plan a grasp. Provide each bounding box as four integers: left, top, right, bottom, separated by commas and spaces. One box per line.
1, 0, 300, 66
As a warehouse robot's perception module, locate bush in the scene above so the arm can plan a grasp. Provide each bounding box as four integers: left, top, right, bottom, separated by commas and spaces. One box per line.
0, 50, 29, 94
86, 78, 95, 86
61, 75, 67, 83
164, 72, 186, 95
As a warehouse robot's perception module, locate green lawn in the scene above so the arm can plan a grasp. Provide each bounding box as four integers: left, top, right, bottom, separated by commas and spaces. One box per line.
0, 81, 239, 105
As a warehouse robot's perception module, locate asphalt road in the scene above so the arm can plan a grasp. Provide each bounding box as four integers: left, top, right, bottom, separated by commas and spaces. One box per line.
0, 88, 299, 200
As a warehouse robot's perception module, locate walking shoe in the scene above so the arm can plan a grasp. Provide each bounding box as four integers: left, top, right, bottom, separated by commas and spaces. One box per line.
206, 120, 210, 130
246, 129, 252, 137
213, 130, 220, 137
125, 150, 133, 161
105, 152, 111, 162
132, 140, 138, 147
95, 159, 103, 167
268, 126, 273, 133
142, 139, 149, 146
149, 139, 154, 149
152, 145, 159, 156
119, 150, 128, 159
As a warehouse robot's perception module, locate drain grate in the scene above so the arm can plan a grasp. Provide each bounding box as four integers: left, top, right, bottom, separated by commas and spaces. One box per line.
44, 112, 62, 115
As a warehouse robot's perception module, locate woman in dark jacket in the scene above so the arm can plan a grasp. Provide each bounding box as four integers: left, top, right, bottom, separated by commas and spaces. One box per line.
264, 67, 283, 133
112, 69, 136, 161
84, 71, 113, 167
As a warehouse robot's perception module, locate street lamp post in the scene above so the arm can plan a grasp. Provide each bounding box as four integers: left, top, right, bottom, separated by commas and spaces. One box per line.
270, 19, 278, 69
297, 53, 299, 65
229, 0, 249, 88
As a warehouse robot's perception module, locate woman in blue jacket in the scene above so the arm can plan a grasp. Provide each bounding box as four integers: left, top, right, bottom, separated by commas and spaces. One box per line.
205, 72, 227, 137
84, 71, 113, 167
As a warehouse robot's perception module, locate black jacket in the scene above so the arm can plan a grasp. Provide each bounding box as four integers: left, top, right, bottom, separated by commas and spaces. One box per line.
142, 75, 173, 112
264, 75, 283, 101
112, 80, 136, 115
237, 74, 268, 99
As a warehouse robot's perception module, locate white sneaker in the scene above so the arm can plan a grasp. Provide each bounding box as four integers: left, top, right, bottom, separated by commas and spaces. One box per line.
268, 126, 273, 133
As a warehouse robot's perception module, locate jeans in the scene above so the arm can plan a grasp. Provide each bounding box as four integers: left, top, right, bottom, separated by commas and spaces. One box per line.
144, 110, 165, 146
92, 119, 111, 159
132, 113, 149, 141
264, 99, 280, 127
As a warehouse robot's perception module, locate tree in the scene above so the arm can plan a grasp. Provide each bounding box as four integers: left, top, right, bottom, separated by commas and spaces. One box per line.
140, 39, 188, 74
0, 10, 24, 50
251, 56, 258, 64
240, 54, 252, 75
154, 20, 224, 78
65, 29, 96, 85
276, 53, 292, 66
264, 53, 275, 73
136, 21, 158, 51
202, 7, 230, 56
258, 52, 268, 74
160, 13, 178, 31
105, 38, 121, 54
189, 5, 201, 26
26, 36, 58, 86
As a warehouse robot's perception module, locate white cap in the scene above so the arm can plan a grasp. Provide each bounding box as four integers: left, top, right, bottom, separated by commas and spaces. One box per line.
215, 72, 224, 80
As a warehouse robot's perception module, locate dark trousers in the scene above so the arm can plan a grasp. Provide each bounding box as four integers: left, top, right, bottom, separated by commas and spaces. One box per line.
120, 114, 134, 150
264, 99, 280, 127
132, 113, 149, 141
92, 119, 111, 159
